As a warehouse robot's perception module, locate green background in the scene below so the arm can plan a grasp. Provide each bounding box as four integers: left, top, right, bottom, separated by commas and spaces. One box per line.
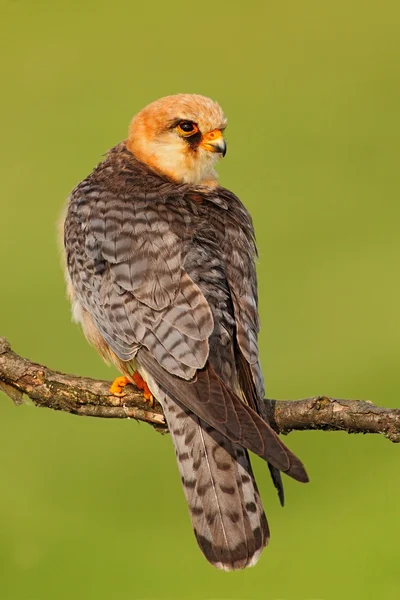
1, 1, 399, 598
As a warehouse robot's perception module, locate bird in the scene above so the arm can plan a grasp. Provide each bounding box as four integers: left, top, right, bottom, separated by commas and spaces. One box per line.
62, 93, 308, 571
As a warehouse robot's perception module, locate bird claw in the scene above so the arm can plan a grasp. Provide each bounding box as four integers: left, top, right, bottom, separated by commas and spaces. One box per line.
109, 376, 130, 397
109, 373, 154, 407
132, 371, 154, 407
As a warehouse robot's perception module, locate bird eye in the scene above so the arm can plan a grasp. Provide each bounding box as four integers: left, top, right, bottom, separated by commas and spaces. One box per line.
176, 121, 199, 136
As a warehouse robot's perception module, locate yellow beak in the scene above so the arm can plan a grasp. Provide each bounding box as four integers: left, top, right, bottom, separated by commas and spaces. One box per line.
200, 129, 227, 156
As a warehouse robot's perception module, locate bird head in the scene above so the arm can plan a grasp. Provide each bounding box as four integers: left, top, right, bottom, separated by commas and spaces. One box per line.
127, 94, 227, 186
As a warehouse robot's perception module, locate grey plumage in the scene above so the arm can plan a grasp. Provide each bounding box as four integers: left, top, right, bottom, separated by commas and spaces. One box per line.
63, 141, 308, 570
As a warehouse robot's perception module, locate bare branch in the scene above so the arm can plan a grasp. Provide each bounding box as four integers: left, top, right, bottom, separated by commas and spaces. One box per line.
268, 397, 400, 443
0, 337, 166, 429
0, 337, 399, 443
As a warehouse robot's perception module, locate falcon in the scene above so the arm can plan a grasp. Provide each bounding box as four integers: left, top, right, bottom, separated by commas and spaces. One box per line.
62, 94, 308, 570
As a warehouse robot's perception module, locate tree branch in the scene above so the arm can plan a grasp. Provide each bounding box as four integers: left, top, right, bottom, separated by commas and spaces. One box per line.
0, 337, 399, 443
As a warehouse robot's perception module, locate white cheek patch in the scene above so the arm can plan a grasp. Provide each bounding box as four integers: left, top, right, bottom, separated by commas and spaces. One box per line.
148, 137, 186, 174
148, 136, 221, 185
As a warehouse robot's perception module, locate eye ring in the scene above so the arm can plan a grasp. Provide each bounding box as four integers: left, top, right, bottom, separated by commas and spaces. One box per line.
176, 121, 199, 137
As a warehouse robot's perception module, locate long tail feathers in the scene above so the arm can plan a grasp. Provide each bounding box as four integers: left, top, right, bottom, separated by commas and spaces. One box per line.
137, 350, 308, 484
160, 393, 269, 571
136, 355, 308, 569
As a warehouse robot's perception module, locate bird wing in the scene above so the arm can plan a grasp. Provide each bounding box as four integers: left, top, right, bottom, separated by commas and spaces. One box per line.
65, 183, 213, 379
211, 187, 290, 503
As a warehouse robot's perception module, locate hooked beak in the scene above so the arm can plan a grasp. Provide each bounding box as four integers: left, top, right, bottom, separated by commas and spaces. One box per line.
200, 129, 227, 157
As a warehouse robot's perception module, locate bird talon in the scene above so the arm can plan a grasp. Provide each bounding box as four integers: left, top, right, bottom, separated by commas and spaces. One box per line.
132, 371, 154, 407
109, 375, 130, 397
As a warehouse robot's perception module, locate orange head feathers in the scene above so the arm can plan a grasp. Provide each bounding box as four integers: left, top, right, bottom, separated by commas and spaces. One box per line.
127, 94, 227, 186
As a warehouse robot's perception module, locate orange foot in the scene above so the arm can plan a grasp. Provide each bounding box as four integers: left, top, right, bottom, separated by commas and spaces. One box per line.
109, 373, 154, 406
132, 371, 154, 407
109, 376, 130, 397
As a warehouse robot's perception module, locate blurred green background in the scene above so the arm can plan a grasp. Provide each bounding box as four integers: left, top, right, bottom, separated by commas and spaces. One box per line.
1, 1, 399, 598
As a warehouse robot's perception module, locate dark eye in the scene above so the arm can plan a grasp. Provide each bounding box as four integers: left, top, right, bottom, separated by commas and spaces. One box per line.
176, 121, 199, 136
179, 121, 195, 132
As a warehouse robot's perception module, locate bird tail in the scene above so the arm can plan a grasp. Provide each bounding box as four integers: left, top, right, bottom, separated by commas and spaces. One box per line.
160, 393, 269, 571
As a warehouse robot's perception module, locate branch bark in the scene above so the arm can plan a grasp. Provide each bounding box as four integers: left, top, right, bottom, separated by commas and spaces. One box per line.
0, 337, 399, 443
